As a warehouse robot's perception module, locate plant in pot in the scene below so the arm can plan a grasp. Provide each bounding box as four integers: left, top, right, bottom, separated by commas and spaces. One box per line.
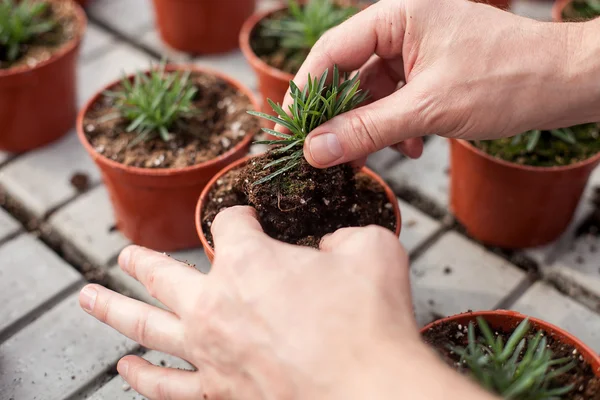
77, 62, 261, 251
196, 66, 401, 262
450, 124, 600, 249
0, 0, 85, 152
553, 0, 600, 21
151, 0, 256, 54
421, 311, 600, 399
240, 0, 359, 123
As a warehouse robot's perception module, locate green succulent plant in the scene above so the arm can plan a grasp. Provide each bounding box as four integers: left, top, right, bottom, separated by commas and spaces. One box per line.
0, 0, 56, 63
104, 61, 198, 146
512, 127, 577, 153
248, 64, 368, 185
453, 317, 575, 400
563, 0, 600, 20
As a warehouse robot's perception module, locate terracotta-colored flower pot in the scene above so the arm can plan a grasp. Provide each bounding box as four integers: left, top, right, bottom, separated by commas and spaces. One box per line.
421, 310, 600, 377
553, 0, 572, 21
0, 0, 86, 153
449, 139, 600, 249
77, 65, 259, 252
195, 154, 402, 262
240, 5, 293, 123
152, 0, 256, 55
473, 0, 512, 9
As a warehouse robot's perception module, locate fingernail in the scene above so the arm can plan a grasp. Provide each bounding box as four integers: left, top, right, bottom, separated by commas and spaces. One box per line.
309, 133, 343, 165
118, 360, 129, 377
119, 246, 131, 270
80, 286, 97, 313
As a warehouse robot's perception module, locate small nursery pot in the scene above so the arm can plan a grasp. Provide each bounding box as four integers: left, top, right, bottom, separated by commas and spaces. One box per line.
240, 5, 293, 122
420, 310, 600, 376
0, 0, 86, 153
449, 139, 600, 249
195, 154, 402, 262
77, 65, 259, 252
552, 0, 571, 21
152, 0, 256, 54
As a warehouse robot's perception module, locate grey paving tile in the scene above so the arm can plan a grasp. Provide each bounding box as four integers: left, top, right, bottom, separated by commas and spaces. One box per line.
0, 150, 11, 165
511, 0, 553, 20
139, 29, 193, 62
0, 130, 102, 217
0, 208, 20, 241
411, 231, 527, 327
0, 234, 82, 336
81, 23, 115, 60
384, 136, 449, 210
170, 247, 212, 274
49, 185, 130, 267
0, 294, 138, 400
398, 199, 441, 254
78, 43, 153, 108
88, 350, 193, 400
512, 282, 600, 352
88, 0, 154, 39
366, 148, 402, 175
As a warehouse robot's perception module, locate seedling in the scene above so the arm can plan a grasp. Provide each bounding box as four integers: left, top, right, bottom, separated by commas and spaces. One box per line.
453, 317, 575, 400
104, 62, 198, 145
0, 0, 55, 63
512, 128, 577, 153
261, 0, 356, 59
248, 64, 368, 185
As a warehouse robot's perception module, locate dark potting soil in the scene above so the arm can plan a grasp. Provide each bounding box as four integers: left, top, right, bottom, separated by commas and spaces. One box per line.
201, 153, 396, 248
472, 124, 600, 167
423, 319, 600, 400
83, 73, 260, 169
250, 0, 359, 75
0, 1, 80, 70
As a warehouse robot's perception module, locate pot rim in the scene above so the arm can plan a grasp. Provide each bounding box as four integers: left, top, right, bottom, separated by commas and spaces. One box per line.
552, 0, 571, 21
195, 153, 402, 260
76, 64, 260, 177
0, 0, 87, 78
420, 310, 600, 374
239, 5, 295, 84
454, 138, 600, 173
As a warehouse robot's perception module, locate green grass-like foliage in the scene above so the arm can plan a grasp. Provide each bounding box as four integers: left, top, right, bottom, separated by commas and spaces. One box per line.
261, 0, 357, 52
453, 317, 575, 400
563, 0, 600, 20
0, 0, 55, 62
104, 62, 198, 145
512, 127, 577, 153
248, 65, 368, 185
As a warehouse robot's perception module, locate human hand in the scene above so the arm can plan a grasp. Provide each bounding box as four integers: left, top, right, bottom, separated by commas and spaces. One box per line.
79, 206, 495, 400
288, 0, 600, 168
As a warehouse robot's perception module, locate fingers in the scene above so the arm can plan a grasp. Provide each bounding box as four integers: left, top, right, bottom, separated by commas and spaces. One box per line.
211, 206, 266, 254
118, 246, 203, 313
80, 284, 186, 359
284, 1, 406, 106
303, 81, 431, 167
392, 138, 424, 159
117, 355, 205, 400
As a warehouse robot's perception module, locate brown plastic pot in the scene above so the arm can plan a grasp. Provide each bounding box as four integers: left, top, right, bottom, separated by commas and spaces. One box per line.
240, 5, 293, 123
421, 310, 600, 378
552, 0, 572, 21
0, 0, 86, 153
77, 65, 259, 252
152, 0, 256, 55
195, 154, 402, 262
449, 139, 600, 249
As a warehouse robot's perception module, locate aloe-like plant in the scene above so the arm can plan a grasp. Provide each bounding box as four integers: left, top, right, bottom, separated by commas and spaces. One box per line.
104, 62, 198, 145
248, 65, 368, 185
261, 0, 356, 53
512, 127, 577, 153
453, 317, 575, 400
0, 0, 55, 63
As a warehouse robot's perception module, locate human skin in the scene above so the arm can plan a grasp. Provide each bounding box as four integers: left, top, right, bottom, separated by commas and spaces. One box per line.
291, 0, 600, 168
79, 206, 497, 400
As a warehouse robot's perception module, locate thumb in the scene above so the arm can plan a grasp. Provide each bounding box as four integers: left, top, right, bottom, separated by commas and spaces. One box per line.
304, 83, 429, 168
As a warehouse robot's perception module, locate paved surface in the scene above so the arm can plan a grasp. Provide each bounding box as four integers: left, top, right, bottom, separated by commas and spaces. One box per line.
1, 0, 598, 399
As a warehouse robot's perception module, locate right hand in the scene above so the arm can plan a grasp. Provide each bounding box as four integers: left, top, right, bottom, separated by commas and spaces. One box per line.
286, 0, 600, 168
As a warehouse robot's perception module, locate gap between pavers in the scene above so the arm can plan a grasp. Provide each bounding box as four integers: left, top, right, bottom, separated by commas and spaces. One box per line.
512, 281, 600, 353
0, 293, 138, 400
0, 234, 82, 338
139, 29, 194, 62
0, 207, 21, 242
384, 136, 450, 211
88, 350, 193, 400
0, 131, 102, 218
411, 231, 528, 327
87, 0, 155, 41
398, 199, 442, 254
